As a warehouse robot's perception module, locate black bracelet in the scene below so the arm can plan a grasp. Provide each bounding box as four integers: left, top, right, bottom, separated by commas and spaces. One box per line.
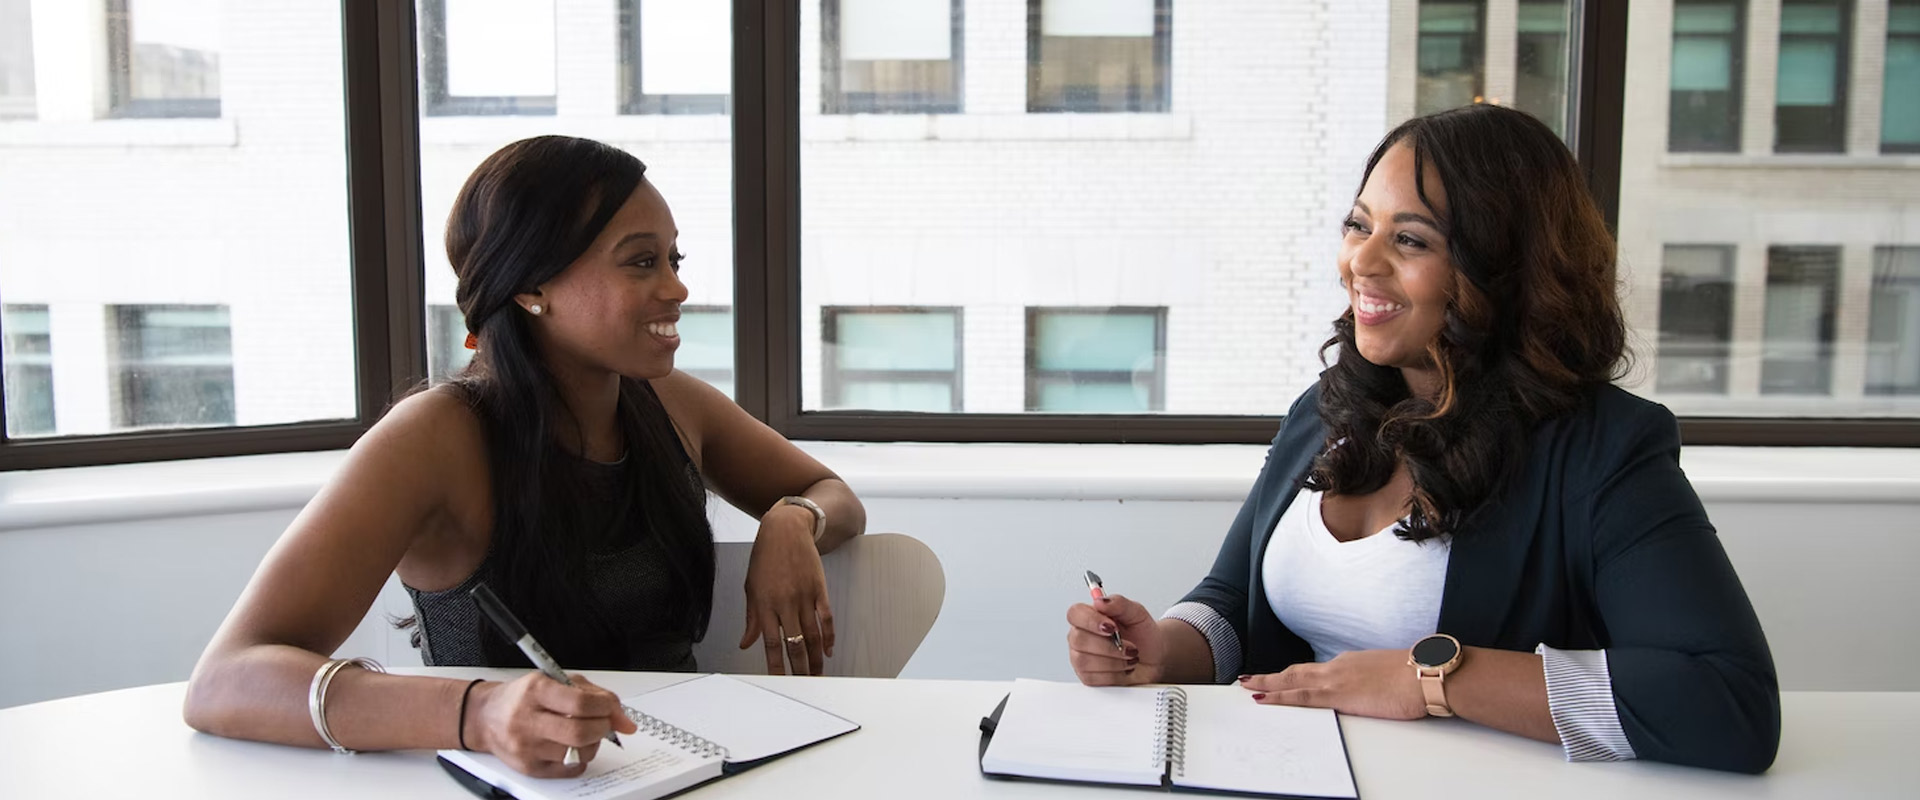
457, 679, 486, 751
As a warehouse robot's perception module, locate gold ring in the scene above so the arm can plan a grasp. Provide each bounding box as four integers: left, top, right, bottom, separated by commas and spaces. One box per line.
785, 633, 806, 645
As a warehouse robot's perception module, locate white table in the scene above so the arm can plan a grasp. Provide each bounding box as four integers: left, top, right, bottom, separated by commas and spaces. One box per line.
0, 669, 1908, 799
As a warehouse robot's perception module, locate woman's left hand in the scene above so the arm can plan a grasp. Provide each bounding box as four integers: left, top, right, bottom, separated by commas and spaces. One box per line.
1238, 649, 1427, 720
737, 507, 834, 676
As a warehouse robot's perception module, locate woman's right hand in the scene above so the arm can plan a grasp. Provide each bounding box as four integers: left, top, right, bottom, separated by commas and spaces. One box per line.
464, 672, 638, 778
1067, 594, 1166, 686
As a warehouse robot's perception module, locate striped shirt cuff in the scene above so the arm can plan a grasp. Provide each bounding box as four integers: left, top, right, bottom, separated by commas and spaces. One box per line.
1536, 644, 1637, 762
1162, 602, 1241, 685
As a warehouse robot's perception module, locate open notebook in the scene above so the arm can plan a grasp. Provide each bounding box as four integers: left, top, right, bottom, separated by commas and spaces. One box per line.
438, 674, 859, 800
979, 679, 1358, 799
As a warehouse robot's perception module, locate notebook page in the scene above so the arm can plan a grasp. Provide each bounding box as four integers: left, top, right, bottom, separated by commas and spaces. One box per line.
440, 735, 718, 800
979, 678, 1166, 787
624, 674, 858, 763
1173, 689, 1358, 799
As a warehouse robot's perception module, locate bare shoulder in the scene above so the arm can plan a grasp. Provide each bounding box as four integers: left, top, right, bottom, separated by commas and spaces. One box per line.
647, 370, 741, 461
344, 385, 489, 498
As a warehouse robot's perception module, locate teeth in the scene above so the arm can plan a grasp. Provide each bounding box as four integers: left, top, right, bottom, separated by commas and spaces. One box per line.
647, 322, 678, 337
1357, 299, 1405, 314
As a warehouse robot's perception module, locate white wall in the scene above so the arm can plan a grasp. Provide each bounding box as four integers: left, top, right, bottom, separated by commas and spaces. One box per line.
2, 443, 1917, 709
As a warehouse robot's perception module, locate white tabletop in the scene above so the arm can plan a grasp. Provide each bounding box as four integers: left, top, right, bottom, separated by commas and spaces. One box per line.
0, 669, 1908, 799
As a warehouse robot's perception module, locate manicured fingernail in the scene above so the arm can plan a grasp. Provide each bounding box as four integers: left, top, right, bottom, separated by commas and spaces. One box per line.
1124, 647, 1139, 658
1251, 693, 1266, 701
1098, 596, 1114, 604
1237, 674, 1251, 683
1125, 658, 1139, 667
1099, 623, 1115, 634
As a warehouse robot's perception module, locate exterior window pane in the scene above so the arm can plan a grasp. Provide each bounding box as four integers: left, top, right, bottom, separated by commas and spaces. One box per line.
623, 0, 730, 115
1774, 0, 1849, 153
1028, 0, 1171, 113
823, 0, 962, 114
823, 308, 961, 412
110, 305, 236, 428
1885, 2, 1920, 152
1669, 0, 1745, 152
1656, 246, 1737, 394
1761, 247, 1840, 395
419, 0, 557, 116
1515, 1, 1571, 136
1417, 2, 1484, 115
2, 305, 55, 437
0, 0, 33, 120
1868, 248, 1920, 395
1027, 308, 1165, 412
676, 306, 736, 399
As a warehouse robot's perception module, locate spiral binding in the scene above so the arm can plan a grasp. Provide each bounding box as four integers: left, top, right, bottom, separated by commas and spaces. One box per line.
622, 704, 730, 761
1152, 687, 1190, 778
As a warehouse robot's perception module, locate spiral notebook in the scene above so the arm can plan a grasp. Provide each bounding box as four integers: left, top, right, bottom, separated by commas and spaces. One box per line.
978, 679, 1358, 799
437, 674, 859, 800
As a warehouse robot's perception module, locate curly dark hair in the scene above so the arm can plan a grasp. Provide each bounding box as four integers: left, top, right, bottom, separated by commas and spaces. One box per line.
1304, 105, 1628, 542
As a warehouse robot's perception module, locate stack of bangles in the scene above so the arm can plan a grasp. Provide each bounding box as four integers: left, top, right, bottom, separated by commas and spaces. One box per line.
307, 657, 386, 754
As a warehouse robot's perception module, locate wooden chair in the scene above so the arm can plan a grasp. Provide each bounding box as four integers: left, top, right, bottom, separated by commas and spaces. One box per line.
692, 533, 945, 678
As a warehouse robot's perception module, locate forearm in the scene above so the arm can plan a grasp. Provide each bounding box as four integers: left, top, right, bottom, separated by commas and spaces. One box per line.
1153, 618, 1219, 685
1447, 646, 1558, 745
184, 644, 471, 752
798, 477, 864, 553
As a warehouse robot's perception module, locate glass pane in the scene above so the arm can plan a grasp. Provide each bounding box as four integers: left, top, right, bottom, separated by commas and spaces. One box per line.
1894, 3, 1920, 34
823, 0, 961, 113
1672, 38, 1734, 91
1885, 37, 1920, 147
0, 0, 33, 119
418, 1, 734, 396
800, 1, 1580, 416
1867, 248, 1920, 394
1673, 2, 1738, 34
831, 310, 957, 371
1623, 4, 1917, 418
0, 3, 354, 438
117, 0, 222, 116
1780, 2, 1842, 34
1033, 311, 1157, 371
1416, 2, 1484, 115
840, 380, 953, 412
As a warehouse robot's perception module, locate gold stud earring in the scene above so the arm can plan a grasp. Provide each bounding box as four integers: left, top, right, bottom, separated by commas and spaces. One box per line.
530, 304, 544, 316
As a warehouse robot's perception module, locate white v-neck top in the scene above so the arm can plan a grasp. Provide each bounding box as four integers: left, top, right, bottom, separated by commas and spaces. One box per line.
1260, 489, 1452, 662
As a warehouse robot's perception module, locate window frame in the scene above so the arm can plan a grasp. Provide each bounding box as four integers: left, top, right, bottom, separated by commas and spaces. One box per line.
820, 0, 965, 115
1884, 0, 1920, 153
105, 0, 222, 119
620, 0, 731, 115
1667, 0, 1747, 153
1024, 0, 1173, 114
416, 0, 557, 117
3, 0, 1915, 473
819, 306, 964, 413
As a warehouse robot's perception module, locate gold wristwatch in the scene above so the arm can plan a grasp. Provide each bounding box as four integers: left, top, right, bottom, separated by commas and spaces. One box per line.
1409, 634, 1464, 717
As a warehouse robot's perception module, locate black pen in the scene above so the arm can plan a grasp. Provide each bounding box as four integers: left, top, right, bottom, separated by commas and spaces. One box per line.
439, 754, 518, 800
471, 583, 624, 760
1083, 570, 1126, 651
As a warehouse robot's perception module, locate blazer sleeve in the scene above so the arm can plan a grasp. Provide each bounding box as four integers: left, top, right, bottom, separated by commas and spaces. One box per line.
1576, 402, 1781, 774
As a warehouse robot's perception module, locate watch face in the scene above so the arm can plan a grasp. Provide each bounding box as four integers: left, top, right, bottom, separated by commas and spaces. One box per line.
1411, 635, 1459, 668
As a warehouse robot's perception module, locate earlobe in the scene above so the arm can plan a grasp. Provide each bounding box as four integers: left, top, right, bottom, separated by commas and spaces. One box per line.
513, 290, 545, 317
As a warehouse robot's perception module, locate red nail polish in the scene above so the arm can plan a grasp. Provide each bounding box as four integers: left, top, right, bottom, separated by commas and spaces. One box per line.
1236, 675, 1251, 683
1251, 693, 1266, 701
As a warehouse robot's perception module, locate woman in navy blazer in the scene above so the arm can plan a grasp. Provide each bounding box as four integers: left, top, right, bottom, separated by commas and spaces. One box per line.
1065, 105, 1779, 774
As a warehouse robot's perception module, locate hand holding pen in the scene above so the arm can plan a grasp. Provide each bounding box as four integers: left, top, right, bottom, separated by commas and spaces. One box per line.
470, 583, 634, 774
1065, 570, 1162, 687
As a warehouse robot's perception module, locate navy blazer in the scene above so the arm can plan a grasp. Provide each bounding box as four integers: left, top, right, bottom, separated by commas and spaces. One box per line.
1179, 382, 1781, 773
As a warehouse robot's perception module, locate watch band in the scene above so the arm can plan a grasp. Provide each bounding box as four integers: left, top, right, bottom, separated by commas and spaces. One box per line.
779, 495, 827, 544
1409, 634, 1464, 718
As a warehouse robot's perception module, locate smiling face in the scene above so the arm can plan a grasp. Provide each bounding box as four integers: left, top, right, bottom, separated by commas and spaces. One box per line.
517, 179, 689, 381
1337, 142, 1457, 390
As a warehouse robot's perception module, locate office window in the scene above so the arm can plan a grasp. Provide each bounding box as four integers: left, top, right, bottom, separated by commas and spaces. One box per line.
1515, 1, 1572, 136
1416, 1, 1484, 116
1027, 308, 1165, 412
1028, 0, 1171, 113
1886, 1, 1920, 152
1868, 248, 1920, 395
1669, 0, 1745, 152
677, 306, 736, 399
107, 0, 222, 118
0, 0, 33, 120
426, 305, 474, 384
110, 305, 235, 429
1656, 246, 1737, 394
1761, 247, 1839, 395
2, 305, 55, 437
822, 0, 962, 114
822, 308, 961, 412
1775, 0, 1850, 153
419, 0, 556, 116
621, 0, 729, 115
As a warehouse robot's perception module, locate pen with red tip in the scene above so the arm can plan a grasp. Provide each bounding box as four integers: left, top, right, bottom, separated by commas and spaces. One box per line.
1083, 570, 1125, 651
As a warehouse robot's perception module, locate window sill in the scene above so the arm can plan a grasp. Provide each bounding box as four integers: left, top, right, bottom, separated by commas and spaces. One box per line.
419, 115, 732, 145
804, 113, 1193, 142
1660, 152, 1920, 169
0, 118, 239, 148
1, 441, 1917, 535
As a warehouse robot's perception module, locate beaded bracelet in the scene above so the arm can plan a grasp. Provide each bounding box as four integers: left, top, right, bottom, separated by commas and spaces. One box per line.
307, 657, 386, 754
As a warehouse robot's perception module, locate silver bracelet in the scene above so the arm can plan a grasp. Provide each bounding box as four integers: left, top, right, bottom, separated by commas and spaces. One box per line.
307, 657, 386, 754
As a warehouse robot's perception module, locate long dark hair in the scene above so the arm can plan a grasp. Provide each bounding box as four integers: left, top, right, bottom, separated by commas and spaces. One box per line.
1305, 105, 1627, 542
440, 135, 714, 667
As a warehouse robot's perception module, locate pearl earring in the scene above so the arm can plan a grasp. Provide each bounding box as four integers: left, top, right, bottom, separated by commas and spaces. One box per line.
530, 304, 544, 316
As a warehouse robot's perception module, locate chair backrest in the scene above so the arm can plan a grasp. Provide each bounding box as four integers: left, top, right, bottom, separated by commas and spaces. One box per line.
693, 533, 945, 678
